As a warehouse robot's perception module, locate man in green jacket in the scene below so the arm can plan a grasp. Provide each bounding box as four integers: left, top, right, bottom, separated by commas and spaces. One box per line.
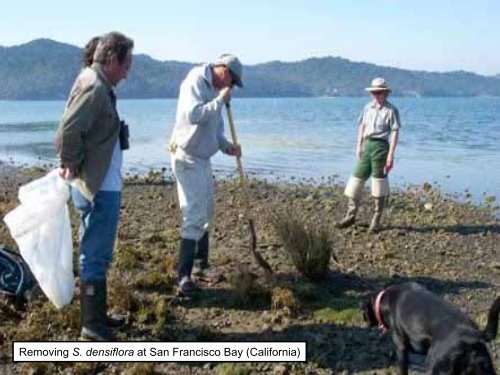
56, 32, 134, 341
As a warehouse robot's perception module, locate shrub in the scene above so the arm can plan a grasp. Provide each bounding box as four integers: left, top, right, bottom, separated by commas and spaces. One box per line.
273, 210, 333, 281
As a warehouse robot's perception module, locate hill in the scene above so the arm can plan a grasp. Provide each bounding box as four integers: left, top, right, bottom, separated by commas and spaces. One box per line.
1, 39, 500, 99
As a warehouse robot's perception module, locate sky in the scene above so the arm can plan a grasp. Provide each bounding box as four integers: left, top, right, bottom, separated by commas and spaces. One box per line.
1, 0, 499, 75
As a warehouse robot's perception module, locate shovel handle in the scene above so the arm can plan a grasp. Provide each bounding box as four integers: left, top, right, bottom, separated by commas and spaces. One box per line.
225, 103, 249, 204
225, 102, 274, 277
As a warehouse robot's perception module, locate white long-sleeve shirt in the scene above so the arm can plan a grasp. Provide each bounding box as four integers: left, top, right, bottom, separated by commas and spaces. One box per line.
170, 64, 232, 159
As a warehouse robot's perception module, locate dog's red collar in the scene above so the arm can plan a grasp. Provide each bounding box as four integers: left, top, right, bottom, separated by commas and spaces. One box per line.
374, 290, 388, 335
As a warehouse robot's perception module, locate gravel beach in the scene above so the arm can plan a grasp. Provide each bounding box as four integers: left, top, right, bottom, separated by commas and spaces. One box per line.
1, 164, 498, 374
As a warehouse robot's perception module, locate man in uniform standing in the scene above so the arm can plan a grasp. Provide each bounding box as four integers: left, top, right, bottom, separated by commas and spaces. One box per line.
336, 77, 401, 233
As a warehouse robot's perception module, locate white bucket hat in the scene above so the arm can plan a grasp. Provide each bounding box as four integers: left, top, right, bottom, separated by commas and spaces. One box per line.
365, 77, 391, 92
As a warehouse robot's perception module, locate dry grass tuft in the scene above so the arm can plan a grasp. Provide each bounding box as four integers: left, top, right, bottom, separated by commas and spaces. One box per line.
228, 271, 270, 308
272, 210, 334, 281
271, 286, 299, 317
109, 275, 140, 313
151, 296, 173, 338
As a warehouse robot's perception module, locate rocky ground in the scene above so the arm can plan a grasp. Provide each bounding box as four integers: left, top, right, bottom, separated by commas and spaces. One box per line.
0, 164, 499, 375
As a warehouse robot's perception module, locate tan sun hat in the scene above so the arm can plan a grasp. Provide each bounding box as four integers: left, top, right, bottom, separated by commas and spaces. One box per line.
365, 77, 391, 92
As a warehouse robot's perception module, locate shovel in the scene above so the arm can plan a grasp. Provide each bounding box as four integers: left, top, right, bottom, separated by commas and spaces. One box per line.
225, 102, 273, 277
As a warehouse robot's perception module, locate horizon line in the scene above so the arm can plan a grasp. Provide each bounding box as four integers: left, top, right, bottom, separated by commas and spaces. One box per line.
1, 37, 498, 78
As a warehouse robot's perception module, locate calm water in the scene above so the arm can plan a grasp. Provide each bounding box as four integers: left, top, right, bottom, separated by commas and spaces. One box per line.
0, 97, 499, 201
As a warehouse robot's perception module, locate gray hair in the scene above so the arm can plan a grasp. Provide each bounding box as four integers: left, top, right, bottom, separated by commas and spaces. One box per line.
93, 32, 134, 66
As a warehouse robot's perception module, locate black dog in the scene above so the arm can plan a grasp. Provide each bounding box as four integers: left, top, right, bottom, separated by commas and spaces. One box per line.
362, 282, 500, 375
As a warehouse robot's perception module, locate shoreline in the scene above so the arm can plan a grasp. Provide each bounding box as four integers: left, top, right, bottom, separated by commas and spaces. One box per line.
1, 158, 498, 209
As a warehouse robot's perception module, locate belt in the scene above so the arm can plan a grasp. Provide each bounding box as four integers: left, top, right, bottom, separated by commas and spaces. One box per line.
366, 137, 389, 143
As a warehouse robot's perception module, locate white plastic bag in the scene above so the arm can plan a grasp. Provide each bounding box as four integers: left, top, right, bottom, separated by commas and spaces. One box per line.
4, 169, 74, 308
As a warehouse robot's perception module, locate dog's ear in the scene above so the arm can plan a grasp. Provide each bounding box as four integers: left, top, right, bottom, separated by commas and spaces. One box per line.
361, 296, 378, 327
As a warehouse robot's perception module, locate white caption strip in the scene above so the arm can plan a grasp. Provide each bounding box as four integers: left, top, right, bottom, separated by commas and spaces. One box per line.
13, 342, 306, 362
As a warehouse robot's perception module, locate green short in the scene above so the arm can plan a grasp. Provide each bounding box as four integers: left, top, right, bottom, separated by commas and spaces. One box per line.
352, 138, 389, 180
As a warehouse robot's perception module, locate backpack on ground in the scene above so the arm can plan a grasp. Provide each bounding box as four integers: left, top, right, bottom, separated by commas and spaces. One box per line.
0, 244, 37, 299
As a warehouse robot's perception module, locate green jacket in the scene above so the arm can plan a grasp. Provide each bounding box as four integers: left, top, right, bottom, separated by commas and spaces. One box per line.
56, 64, 120, 201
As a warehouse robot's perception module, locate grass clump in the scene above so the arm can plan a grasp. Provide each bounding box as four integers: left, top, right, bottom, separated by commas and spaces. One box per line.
115, 247, 140, 270
151, 296, 173, 338
272, 210, 334, 281
228, 271, 270, 308
271, 286, 299, 317
109, 275, 139, 314
163, 255, 176, 291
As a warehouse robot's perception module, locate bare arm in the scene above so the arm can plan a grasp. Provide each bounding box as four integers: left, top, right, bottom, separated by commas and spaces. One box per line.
388, 130, 399, 160
356, 122, 365, 159
385, 130, 399, 174
385, 107, 401, 174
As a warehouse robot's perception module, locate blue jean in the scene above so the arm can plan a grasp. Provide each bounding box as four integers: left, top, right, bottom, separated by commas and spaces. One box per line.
71, 187, 121, 282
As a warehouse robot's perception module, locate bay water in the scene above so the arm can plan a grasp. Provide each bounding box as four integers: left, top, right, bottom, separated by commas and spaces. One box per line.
0, 97, 498, 203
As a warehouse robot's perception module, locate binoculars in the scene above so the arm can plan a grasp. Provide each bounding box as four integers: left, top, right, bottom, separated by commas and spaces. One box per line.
119, 120, 130, 150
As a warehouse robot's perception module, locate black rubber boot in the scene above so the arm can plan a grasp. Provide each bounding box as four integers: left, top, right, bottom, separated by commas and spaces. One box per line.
179, 238, 196, 280
80, 280, 115, 341
193, 232, 209, 275
178, 238, 196, 296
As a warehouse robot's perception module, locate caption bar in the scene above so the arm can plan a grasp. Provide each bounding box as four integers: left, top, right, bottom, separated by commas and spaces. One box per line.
13, 342, 306, 362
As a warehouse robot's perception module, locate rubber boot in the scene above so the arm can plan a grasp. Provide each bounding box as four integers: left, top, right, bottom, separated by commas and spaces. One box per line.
335, 198, 359, 229
369, 197, 385, 233
80, 280, 115, 341
193, 231, 209, 276
178, 238, 196, 296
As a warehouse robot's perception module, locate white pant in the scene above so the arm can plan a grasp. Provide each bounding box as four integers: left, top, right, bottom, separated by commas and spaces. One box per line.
171, 148, 214, 241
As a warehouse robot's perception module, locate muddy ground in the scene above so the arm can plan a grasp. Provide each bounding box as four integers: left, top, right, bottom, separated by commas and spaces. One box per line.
0, 164, 498, 374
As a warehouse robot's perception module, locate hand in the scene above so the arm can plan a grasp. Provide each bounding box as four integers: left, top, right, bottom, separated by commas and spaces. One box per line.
384, 156, 394, 175
219, 87, 232, 104
228, 144, 242, 158
59, 166, 76, 180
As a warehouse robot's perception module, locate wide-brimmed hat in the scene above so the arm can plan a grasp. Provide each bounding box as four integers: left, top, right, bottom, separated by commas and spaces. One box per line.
365, 77, 391, 92
214, 54, 243, 88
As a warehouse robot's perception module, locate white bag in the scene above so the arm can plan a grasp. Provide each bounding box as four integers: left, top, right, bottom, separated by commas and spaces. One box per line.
4, 169, 74, 308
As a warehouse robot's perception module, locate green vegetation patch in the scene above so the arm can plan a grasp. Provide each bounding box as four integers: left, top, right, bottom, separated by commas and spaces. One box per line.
313, 296, 361, 325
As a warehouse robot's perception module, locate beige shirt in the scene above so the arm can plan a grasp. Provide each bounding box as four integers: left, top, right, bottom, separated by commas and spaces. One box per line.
359, 100, 401, 140
56, 64, 120, 201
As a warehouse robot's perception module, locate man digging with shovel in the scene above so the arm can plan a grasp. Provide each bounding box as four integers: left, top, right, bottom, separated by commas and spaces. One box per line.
336, 77, 401, 233
169, 54, 243, 297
